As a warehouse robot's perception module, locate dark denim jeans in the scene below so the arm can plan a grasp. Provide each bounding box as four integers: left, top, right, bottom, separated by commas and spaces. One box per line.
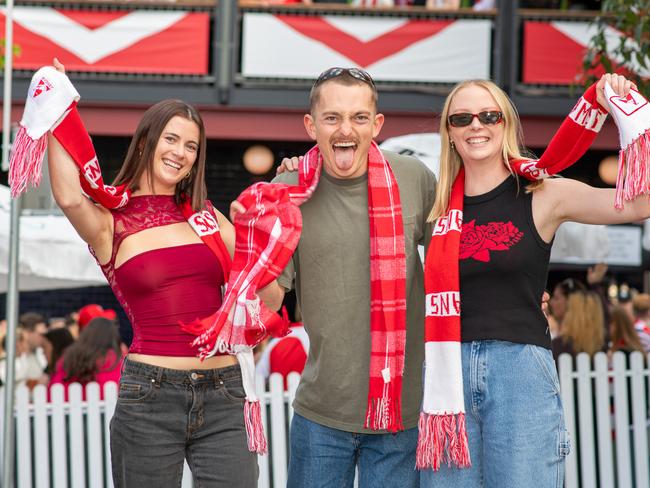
287, 413, 420, 488
110, 358, 258, 488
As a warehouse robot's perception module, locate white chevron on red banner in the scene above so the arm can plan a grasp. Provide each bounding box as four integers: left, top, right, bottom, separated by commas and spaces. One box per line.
523, 20, 650, 84
0, 7, 210, 74
241, 13, 492, 82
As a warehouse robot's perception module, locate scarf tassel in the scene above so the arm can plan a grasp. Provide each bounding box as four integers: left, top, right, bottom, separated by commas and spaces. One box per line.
615, 128, 650, 209
416, 412, 471, 471
365, 393, 403, 433
244, 399, 268, 454
8, 126, 47, 198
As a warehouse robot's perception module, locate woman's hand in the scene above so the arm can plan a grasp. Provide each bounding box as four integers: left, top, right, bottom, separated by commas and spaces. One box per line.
596, 73, 637, 112
53, 57, 65, 74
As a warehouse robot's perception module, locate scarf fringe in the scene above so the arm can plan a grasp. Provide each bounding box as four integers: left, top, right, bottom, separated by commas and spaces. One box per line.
8, 126, 47, 198
416, 412, 471, 471
615, 129, 650, 209
244, 399, 268, 454
364, 394, 403, 433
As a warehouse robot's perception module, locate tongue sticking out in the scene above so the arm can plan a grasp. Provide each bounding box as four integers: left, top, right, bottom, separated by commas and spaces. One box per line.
333, 146, 355, 168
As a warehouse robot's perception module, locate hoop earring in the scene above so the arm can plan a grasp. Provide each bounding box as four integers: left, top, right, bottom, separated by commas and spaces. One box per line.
183, 172, 191, 181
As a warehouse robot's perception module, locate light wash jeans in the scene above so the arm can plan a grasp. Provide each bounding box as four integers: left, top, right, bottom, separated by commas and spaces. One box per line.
420, 340, 570, 488
287, 413, 420, 488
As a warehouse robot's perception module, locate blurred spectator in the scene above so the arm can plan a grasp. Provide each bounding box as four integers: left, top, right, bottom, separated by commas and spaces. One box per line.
552, 289, 605, 360
48, 317, 66, 329
17, 312, 49, 388
77, 304, 116, 332
631, 293, 650, 352
0, 329, 48, 390
49, 317, 124, 401
609, 305, 645, 356
549, 277, 587, 337
256, 323, 309, 389
42, 328, 75, 376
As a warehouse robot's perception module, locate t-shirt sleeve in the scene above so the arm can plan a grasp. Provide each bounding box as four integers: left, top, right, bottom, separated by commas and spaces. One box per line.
419, 163, 437, 248
277, 258, 295, 292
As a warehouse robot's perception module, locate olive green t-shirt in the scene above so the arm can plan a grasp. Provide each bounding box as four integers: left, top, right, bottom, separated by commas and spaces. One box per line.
274, 150, 436, 433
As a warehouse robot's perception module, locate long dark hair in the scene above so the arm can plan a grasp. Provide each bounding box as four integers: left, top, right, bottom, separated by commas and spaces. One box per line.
63, 318, 122, 383
113, 99, 208, 211
43, 328, 75, 375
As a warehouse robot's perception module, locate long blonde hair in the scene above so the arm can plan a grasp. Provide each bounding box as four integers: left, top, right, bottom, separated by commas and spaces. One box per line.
560, 291, 605, 356
428, 80, 532, 222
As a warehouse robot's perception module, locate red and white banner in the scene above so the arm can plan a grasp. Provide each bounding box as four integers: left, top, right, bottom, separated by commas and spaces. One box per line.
0, 7, 210, 75
523, 20, 650, 85
241, 13, 491, 82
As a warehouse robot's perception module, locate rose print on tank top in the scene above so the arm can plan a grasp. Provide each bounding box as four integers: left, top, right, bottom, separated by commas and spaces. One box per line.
459, 220, 523, 262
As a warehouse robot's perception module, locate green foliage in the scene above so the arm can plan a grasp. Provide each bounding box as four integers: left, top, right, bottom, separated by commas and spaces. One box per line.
583, 0, 650, 98
0, 39, 21, 70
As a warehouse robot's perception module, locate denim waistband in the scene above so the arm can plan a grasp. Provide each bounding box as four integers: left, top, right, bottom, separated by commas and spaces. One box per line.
121, 357, 241, 384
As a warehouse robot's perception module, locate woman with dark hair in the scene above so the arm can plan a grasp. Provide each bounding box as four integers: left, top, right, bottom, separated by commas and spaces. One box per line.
43, 59, 282, 487
49, 317, 122, 400
42, 327, 75, 375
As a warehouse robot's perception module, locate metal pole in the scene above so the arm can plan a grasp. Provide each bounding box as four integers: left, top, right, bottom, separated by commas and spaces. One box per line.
2, 1, 18, 487
216, 0, 236, 104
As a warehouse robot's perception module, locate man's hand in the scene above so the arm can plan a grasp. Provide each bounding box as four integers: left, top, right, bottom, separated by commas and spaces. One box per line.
229, 200, 246, 223
541, 290, 550, 317
276, 156, 302, 175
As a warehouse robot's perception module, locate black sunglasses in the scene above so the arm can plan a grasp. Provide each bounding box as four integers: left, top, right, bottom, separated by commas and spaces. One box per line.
313, 67, 376, 89
448, 111, 503, 128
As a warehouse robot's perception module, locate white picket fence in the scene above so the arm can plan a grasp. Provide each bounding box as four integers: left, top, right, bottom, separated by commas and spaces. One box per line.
558, 351, 650, 488
1, 353, 648, 488
0, 372, 301, 488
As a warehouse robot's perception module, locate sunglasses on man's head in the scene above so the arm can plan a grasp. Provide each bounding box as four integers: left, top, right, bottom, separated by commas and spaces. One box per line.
314, 67, 376, 89
448, 111, 503, 128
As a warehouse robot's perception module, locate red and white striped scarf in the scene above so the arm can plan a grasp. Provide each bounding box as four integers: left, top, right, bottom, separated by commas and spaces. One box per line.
184, 140, 407, 433
9, 67, 234, 277
418, 84, 627, 470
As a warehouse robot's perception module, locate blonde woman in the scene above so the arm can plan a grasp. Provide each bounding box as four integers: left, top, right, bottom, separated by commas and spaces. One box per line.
551, 289, 605, 359
420, 73, 650, 487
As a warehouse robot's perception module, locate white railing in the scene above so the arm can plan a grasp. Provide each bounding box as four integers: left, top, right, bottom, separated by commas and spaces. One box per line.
1, 353, 648, 487
558, 351, 650, 488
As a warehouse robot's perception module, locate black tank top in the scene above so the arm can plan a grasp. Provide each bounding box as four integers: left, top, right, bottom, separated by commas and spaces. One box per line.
459, 175, 552, 348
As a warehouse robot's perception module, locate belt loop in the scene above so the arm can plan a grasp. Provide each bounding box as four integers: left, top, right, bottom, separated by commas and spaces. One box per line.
154, 366, 163, 388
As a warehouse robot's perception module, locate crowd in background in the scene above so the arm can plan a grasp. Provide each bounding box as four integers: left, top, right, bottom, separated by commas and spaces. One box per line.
549, 263, 650, 364
0, 304, 125, 400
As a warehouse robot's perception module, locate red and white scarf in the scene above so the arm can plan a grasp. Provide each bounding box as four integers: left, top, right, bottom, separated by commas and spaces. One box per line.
183, 140, 408, 433
418, 83, 650, 470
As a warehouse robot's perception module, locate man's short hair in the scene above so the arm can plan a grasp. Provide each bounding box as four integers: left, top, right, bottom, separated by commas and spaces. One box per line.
19, 312, 46, 332
309, 69, 378, 114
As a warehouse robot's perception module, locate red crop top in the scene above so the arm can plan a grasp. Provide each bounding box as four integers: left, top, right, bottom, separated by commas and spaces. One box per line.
95, 195, 226, 356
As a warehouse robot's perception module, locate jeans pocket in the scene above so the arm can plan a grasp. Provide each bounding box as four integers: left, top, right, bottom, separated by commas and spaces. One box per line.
220, 375, 246, 403
117, 375, 154, 404
527, 344, 561, 395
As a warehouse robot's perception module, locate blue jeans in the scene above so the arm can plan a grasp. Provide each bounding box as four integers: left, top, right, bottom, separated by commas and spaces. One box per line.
110, 359, 258, 487
287, 413, 419, 488
420, 341, 570, 488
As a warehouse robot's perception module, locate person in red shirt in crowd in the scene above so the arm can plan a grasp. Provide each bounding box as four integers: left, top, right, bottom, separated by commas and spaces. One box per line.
256, 321, 309, 389
49, 317, 125, 401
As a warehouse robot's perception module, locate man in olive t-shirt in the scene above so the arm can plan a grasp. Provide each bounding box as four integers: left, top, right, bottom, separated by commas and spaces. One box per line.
272, 68, 436, 488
